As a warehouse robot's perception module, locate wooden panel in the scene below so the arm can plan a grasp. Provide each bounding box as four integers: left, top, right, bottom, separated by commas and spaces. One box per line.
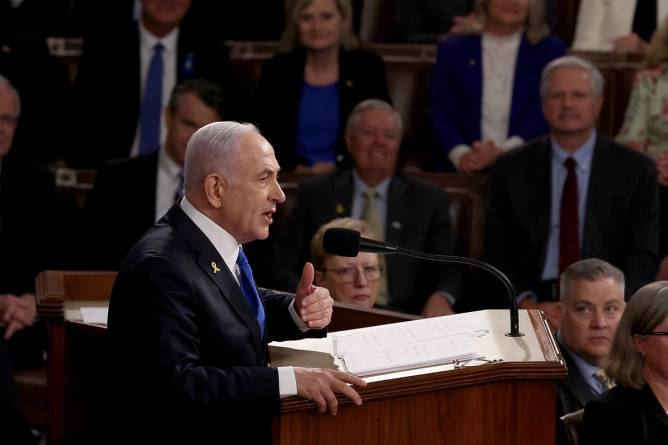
274, 380, 557, 445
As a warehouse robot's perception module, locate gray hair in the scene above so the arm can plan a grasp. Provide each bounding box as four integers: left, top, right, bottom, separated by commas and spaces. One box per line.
183, 121, 259, 193
0, 74, 21, 118
605, 281, 668, 389
560, 258, 625, 302
345, 99, 403, 136
540, 56, 605, 99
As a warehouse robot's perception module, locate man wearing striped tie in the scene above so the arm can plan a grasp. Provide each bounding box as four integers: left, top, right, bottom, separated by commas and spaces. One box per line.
556, 259, 625, 440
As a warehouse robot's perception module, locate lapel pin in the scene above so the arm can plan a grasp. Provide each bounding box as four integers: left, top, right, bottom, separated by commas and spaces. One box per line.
336, 203, 345, 214
391, 221, 402, 230
211, 261, 220, 274
346, 80, 353, 87
469, 58, 476, 66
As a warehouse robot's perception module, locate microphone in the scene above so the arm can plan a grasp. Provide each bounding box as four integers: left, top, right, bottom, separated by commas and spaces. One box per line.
322, 228, 523, 337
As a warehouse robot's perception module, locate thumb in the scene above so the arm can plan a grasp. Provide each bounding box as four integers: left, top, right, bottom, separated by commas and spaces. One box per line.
297, 262, 315, 297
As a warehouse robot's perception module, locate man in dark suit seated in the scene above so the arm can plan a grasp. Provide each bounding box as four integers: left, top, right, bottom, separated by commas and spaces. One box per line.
0, 74, 74, 444
83, 78, 224, 270
107, 121, 366, 444
484, 55, 659, 329
555, 258, 625, 441
70, 0, 238, 167
272, 99, 461, 316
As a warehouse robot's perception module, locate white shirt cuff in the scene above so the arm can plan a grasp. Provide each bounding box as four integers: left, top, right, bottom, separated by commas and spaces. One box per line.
499, 136, 524, 152
289, 298, 309, 332
278, 366, 297, 398
449, 144, 472, 169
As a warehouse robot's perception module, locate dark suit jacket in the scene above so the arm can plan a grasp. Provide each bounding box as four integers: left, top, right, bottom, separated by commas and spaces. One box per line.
272, 170, 461, 314
70, 21, 235, 167
83, 152, 158, 269
557, 345, 598, 418
581, 385, 668, 445
430, 33, 566, 160
484, 134, 659, 304
107, 204, 322, 443
254, 47, 391, 170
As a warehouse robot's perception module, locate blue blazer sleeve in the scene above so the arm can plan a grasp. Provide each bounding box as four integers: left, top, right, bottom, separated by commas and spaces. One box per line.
430, 35, 482, 157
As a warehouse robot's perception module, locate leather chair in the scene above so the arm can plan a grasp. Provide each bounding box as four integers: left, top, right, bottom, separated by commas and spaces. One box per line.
560, 408, 585, 445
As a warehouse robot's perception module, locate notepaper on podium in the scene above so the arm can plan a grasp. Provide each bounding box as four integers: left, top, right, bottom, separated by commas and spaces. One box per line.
269, 310, 547, 381
332, 314, 485, 376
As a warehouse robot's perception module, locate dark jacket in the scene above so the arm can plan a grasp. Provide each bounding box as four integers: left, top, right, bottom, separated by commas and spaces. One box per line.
254, 47, 391, 170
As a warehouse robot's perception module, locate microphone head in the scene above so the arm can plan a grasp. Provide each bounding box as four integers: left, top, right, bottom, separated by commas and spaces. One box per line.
322, 228, 361, 257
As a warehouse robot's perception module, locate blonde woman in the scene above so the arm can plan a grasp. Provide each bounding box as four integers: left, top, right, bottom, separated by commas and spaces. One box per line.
255, 0, 390, 173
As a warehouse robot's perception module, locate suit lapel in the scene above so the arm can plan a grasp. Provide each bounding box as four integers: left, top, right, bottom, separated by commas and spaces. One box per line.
333, 170, 354, 218
582, 136, 612, 257
530, 138, 552, 270
168, 206, 262, 346
386, 175, 410, 244
560, 346, 597, 409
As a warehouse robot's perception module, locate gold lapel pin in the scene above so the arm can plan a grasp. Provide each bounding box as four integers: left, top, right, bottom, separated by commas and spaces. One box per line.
336, 203, 345, 214
211, 261, 220, 274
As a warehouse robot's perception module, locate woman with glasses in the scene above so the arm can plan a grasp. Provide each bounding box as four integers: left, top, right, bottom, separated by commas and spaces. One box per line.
310, 218, 383, 309
581, 281, 668, 444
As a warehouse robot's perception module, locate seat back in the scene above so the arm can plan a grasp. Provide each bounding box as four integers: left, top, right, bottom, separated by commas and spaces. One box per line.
560, 408, 584, 445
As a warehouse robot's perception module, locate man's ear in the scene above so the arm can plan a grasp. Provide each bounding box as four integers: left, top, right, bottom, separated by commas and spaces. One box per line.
203, 174, 225, 208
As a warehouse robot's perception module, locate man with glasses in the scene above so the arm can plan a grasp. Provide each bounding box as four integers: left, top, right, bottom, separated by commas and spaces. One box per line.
556, 258, 626, 438
273, 99, 461, 316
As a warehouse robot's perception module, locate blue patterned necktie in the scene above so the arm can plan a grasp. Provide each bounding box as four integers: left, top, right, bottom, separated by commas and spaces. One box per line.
138, 42, 164, 156
236, 248, 266, 338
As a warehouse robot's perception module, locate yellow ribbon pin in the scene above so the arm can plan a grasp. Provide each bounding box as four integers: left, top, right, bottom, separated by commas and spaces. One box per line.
211, 261, 220, 274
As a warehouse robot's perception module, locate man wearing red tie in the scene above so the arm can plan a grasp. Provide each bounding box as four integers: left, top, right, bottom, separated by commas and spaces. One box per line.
484, 56, 658, 330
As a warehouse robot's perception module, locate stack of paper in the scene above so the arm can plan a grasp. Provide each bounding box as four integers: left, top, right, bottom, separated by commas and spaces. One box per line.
332, 317, 482, 376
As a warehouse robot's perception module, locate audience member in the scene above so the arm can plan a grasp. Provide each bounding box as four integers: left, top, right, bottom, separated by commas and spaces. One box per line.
430, 0, 565, 172
0, 31, 70, 165
0, 74, 73, 444
70, 0, 236, 168
273, 99, 461, 316
107, 121, 365, 443
572, 0, 666, 54
254, 0, 390, 172
581, 281, 668, 444
484, 56, 659, 329
555, 259, 625, 440
311, 218, 383, 309
616, 16, 668, 277
83, 79, 225, 269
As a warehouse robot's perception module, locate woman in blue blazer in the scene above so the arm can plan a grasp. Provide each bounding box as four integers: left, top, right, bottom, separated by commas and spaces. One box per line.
430, 0, 565, 172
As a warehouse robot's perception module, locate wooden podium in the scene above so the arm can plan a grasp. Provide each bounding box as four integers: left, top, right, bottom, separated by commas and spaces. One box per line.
272, 309, 565, 445
36, 271, 566, 445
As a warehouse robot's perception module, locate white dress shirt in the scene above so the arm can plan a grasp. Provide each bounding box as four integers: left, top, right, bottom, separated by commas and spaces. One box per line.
180, 197, 302, 398
155, 148, 182, 221
130, 23, 179, 157
449, 31, 525, 168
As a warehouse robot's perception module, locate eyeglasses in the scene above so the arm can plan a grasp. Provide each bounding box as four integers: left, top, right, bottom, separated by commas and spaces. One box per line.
320, 265, 383, 284
642, 331, 668, 336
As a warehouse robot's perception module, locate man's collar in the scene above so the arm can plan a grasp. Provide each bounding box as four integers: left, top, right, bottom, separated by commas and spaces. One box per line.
158, 147, 182, 178
550, 130, 597, 170
352, 170, 391, 199
179, 197, 240, 274
138, 20, 179, 54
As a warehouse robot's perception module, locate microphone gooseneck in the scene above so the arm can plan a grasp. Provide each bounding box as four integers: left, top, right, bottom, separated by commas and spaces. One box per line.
322, 228, 523, 337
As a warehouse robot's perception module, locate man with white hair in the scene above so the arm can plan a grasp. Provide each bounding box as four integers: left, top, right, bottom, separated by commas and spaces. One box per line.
484, 55, 659, 328
108, 121, 366, 444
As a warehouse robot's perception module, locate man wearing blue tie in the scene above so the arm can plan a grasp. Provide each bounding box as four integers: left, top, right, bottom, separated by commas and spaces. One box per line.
107, 121, 365, 443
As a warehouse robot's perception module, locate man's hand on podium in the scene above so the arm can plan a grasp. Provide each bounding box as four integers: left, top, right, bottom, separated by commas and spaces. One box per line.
294, 367, 367, 415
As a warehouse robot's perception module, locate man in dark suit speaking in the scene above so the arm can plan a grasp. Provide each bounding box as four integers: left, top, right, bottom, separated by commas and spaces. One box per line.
484, 55, 659, 329
107, 122, 365, 443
